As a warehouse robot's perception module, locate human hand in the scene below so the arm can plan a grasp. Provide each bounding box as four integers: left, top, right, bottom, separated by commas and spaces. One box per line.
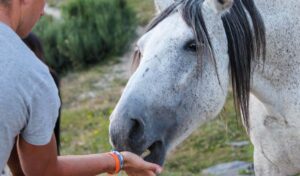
121, 151, 163, 176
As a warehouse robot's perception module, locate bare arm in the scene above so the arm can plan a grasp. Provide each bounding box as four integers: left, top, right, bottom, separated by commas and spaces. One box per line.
18, 134, 162, 176
7, 137, 25, 176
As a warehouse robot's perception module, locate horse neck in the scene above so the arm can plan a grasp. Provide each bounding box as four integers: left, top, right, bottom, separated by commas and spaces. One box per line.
250, 0, 300, 118
254, 0, 299, 11
203, 0, 300, 107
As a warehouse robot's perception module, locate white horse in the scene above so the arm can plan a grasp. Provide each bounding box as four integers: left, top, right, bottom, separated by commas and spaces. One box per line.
109, 0, 300, 175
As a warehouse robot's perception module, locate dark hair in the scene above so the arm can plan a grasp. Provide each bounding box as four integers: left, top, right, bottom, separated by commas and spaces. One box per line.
23, 33, 45, 62
135, 0, 266, 131
23, 33, 62, 154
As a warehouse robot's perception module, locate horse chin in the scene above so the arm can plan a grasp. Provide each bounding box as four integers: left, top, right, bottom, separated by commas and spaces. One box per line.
142, 141, 166, 166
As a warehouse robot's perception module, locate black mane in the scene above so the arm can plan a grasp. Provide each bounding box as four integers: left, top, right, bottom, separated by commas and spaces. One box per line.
140, 0, 266, 130
222, 0, 266, 129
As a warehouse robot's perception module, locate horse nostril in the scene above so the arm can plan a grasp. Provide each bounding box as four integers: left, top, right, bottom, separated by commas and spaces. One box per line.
129, 119, 145, 142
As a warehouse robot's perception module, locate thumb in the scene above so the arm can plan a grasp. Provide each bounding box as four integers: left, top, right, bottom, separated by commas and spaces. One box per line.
144, 162, 163, 174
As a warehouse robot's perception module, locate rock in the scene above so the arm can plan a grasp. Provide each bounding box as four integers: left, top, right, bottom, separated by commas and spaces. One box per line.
44, 4, 61, 19
228, 141, 250, 148
202, 161, 254, 176
77, 91, 97, 100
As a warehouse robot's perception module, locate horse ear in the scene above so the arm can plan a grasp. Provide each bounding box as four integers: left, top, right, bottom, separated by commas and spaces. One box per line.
204, 0, 234, 13
154, 0, 174, 13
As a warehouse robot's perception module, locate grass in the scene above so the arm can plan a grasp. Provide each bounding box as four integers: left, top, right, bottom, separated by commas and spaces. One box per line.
59, 59, 126, 154
59, 59, 253, 175
54, 0, 253, 175
127, 0, 156, 25
47, 0, 65, 7
47, 0, 155, 26
164, 96, 253, 174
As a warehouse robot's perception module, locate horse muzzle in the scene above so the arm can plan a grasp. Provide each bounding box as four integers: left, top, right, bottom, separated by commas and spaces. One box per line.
109, 100, 175, 166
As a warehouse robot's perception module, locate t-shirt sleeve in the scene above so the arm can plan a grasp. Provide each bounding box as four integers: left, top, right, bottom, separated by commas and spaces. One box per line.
21, 71, 61, 146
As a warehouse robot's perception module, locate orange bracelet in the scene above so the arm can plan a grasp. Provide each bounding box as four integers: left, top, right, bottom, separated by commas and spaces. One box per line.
108, 152, 121, 174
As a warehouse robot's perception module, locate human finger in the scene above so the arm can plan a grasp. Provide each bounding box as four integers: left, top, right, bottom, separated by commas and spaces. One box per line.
142, 162, 163, 174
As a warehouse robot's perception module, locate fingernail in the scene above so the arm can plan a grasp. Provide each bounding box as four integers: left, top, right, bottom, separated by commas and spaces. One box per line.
156, 167, 163, 174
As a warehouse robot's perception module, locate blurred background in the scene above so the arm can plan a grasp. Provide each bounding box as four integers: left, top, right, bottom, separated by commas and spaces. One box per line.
36, 0, 253, 175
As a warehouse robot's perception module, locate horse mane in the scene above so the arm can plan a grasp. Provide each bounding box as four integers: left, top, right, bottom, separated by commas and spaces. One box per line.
221, 0, 266, 129
132, 0, 266, 130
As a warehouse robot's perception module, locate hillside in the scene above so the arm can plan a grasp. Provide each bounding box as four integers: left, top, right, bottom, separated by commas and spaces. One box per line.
52, 0, 253, 175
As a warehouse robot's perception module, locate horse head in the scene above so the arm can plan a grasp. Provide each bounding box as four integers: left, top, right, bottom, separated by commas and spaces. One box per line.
109, 0, 265, 166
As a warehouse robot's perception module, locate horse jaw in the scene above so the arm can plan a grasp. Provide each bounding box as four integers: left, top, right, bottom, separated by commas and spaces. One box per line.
154, 0, 175, 13
110, 3, 230, 166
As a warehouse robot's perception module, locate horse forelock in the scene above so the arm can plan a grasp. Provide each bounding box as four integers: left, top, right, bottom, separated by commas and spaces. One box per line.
132, 0, 266, 131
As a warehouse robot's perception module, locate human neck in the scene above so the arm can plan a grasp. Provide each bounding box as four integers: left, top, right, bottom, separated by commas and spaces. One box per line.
0, 8, 12, 26
0, 3, 20, 33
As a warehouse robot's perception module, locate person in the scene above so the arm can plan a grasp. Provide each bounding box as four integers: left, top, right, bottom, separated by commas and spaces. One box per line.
23, 32, 61, 155
0, 0, 163, 176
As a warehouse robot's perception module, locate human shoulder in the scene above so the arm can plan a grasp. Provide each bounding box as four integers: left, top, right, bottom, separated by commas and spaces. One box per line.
0, 22, 60, 145
0, 22, 55, 93
0, 21, 60, 121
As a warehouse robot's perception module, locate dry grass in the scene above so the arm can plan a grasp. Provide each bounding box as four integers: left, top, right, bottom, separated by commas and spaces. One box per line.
58, 0, 253, 175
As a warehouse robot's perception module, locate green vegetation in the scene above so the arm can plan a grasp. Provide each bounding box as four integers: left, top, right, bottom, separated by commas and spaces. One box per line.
47, 0, 64, 7
34, 0, 136, 73
59, 62, 253, 175
34, 15, 72, 73
127, 0, 156, 25
61, 108, 112, 153
60, 0, 136, 68
44, 0, 253, 175
60, 60, 127, 154
164, 96, 253, 174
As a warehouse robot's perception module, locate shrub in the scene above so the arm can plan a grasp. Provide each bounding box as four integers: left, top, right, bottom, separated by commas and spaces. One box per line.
33, 16, 71, 74
34, 0, 137, 72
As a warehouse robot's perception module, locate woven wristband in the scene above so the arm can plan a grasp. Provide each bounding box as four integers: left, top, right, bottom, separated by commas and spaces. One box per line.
112, 151, 124, 170
108, 151, 124, 174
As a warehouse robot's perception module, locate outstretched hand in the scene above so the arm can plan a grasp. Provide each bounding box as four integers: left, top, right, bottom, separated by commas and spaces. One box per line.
121, 151, 163, 176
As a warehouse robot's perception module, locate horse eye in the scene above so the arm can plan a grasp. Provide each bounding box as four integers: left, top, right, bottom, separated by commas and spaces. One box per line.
184, 40, 197, 52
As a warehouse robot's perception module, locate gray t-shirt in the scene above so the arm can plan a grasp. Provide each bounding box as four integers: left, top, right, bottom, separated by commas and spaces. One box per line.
0, 22, 61, 171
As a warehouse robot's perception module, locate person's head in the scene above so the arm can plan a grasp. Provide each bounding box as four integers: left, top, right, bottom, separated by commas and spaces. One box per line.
0, 0, 45, 38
